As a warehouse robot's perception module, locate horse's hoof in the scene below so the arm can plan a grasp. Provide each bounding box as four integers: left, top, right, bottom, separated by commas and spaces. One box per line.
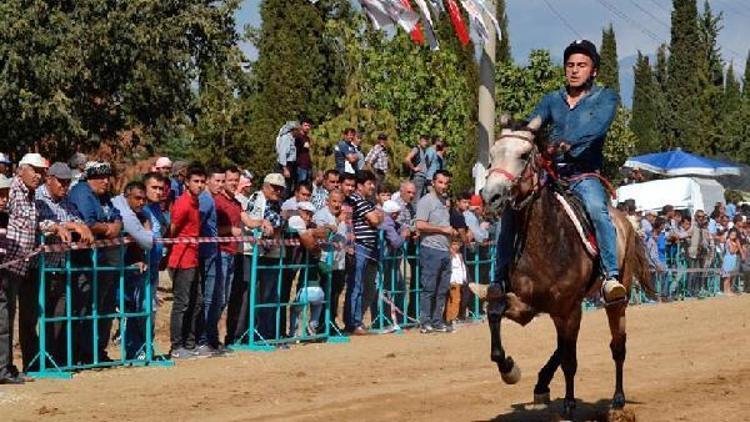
533, 392, 550, 406
612, 392, 626, 409
562, 398, 576, 418
500, 358, 521, 384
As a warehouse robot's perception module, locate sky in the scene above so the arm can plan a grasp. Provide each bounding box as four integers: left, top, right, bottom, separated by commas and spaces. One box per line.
236, 0, 749, 105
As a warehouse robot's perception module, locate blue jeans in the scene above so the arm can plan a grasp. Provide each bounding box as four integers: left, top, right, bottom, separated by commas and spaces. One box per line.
296, 167, 311, 185
124, 272, 148, 359
344, 245, 378, 330
497, 177, 619, 279
199, 252, 223, 346
418, 246, 452, 326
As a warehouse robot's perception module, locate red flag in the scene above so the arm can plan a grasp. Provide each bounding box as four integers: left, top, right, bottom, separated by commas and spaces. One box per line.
446, 0, 469, 46
400, 0, 425, 45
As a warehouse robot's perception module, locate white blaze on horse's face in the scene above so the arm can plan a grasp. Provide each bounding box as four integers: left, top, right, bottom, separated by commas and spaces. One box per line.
483, 116, 542, 212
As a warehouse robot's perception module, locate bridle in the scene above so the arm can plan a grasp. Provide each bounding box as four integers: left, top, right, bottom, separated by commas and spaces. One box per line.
487, 131, 543, 211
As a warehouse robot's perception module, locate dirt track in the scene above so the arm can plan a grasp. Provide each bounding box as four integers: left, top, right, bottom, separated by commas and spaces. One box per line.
2, 295, 749, 422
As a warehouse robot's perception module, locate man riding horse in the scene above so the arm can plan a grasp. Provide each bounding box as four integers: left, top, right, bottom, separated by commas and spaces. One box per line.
497, 39, 626, 304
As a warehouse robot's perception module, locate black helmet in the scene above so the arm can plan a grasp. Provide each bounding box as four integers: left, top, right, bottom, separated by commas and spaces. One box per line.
563, 39, 600, 68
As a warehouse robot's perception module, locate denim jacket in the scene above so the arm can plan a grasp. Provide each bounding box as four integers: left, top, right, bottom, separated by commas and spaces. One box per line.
530, 85, 618, 174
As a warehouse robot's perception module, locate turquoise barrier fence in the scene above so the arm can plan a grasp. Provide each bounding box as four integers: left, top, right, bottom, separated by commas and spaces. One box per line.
230, 230, 349, 351
29, 236, 172, 379
464, 242, 496, 320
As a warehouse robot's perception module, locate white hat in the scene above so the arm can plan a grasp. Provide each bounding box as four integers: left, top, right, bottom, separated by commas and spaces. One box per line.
0, 153, 11, 164
155, 156, 172, 168
263, 173, 286, 188
281, 200, 298, 211
383, 200, 401, 214
287, 215, 307, 232
0, 175, 10, 189
297, 201, 316, 213
19, 153, 49, 168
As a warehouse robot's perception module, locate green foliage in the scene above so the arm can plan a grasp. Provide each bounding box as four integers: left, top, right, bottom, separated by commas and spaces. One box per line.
630, 53, 661, 154
496, 0, 512, 65
0, 0, 242, 161
603, 107, 637, 179
665, 0, 702, 151
495, 50, 564, 122
598, 24, 620, 96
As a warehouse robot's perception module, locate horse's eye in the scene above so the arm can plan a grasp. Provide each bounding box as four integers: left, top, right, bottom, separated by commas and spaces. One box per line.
520, 151, 531, 160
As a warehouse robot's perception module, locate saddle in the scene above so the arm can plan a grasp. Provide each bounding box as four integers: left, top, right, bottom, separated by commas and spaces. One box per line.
551, 185, 599, 257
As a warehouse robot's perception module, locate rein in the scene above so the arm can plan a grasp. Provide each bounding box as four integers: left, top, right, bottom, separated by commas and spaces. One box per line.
488, 133, 543, 210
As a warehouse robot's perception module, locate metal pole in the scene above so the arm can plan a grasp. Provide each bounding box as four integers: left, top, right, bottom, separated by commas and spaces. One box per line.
477, 0, 497, 168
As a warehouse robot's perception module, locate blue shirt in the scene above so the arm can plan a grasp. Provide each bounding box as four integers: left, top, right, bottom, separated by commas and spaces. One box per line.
334, 140, 357, 174
68, 181, 122, 233
169, 177, 184, 204
198, 190, 218, 257
146, 202, 166, 286
529, 85, 619, 174
424, 147, 444, 180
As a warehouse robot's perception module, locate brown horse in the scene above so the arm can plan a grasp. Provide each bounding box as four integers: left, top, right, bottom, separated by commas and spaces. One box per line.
475, 116, 654, 418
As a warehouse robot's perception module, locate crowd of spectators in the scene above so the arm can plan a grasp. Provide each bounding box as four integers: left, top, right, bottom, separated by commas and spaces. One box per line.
0, 122, 499, 384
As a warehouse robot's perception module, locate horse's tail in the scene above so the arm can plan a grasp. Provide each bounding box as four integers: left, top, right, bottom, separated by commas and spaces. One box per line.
627, 229, 657, 297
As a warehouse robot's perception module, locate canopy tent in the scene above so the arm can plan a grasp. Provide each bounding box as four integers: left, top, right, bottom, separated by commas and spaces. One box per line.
623, 150, 741, 177
616, 177, 725, 215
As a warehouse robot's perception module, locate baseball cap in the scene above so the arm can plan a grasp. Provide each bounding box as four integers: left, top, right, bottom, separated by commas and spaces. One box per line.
19, 153, 49, 168
297, 201, 316, 213
155, 156, 172, 169
469, 194, 483, 207
0, 153, 11, 165
264, 173, 286, 188
48, 162, 73, 179
84, 161, 113, 178
0, 175, 11, 189
563, 39, 600, 68
383, 200, 401, 214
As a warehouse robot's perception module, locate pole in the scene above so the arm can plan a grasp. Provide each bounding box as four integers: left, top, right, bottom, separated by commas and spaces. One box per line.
477, 0, 496, 168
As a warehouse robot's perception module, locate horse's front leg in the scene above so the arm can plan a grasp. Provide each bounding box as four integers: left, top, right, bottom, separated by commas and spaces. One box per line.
553, 307, 582, 418
487, 296, 520, 384
606, 303, 627, 409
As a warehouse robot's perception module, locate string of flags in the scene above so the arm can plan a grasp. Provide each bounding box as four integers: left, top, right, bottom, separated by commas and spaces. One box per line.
357, 0, 502, 50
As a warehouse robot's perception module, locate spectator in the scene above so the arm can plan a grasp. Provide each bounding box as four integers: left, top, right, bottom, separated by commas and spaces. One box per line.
67, 152, 87, 188
340, 172, 357, 198
275, 121, 299, 194
352, 134, 365, 171
154, 156, 173, 204
281, 182, 312, 219
726, 200, 737, 219
424, 136, 447, 182
196, 167, 224, 357
311, 169, 340, 211
379, 199, 408, 329
170, 160, 189, 203
313, 190, 348, 332
5, 156, 76, 381
311, 170, 325, 198
295, 118, 313, 186
167, 164, 206, 359
112, 181, 152, 359
450, 193, 471, 244
334, 128, 358, 175
365, 133, 389, 185
0, 175, 10, 226
141, 172, 168, 352
0, 153, 11, 177
415, 170, 456, 334
688, 210, 713, 293
68, 160, 123, 364
376, 183, 392, 209
235, 174, 253, 210
392, 181, 418, 321
465, 194, 489, 243
393, 181, 416, 231
344, 170, 382, 335
403, 135, 429, 201
27, 163, 94, 372
445, 238, 467, 328
721, 228, 742, 295
641, 210, 656, 239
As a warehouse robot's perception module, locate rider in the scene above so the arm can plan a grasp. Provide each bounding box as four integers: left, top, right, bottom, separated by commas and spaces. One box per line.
496, 39, 626, 303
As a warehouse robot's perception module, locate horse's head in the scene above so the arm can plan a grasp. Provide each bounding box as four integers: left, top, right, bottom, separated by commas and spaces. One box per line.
483, 115, 543, 213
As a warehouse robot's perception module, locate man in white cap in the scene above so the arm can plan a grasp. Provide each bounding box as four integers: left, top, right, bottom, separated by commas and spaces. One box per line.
377, 199, 409, 329
0, 153, 69, 383
0, 153, 12, 178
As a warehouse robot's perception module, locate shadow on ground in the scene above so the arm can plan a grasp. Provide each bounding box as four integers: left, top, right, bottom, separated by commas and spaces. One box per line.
477, 398, 640, 422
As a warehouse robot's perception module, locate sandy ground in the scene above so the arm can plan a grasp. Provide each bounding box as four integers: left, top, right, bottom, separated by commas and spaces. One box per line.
2, 294, 749, 422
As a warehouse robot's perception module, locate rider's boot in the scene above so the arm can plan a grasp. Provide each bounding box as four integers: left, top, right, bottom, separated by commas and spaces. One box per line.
602, 275, 627, 303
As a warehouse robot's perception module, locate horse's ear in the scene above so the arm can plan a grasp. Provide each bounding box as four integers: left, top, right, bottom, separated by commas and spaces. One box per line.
500, 113, 510, 128
527, 116, 542, 131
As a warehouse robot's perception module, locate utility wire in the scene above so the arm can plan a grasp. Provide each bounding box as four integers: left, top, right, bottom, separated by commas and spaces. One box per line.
542, 0, 583, 39
627, 0, 670, 29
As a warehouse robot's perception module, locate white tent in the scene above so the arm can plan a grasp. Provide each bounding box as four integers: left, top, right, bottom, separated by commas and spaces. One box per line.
616, 177, 725, 214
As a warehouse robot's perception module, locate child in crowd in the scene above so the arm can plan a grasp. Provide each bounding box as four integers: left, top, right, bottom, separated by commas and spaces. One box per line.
721, 227, 742, 295
445, 238, 466, 328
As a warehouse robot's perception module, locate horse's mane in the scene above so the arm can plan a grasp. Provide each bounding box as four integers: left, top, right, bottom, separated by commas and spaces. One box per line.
500, 116, 551, 148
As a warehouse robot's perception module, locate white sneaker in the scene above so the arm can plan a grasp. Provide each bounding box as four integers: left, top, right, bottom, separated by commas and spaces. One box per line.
602, 278, 627, 303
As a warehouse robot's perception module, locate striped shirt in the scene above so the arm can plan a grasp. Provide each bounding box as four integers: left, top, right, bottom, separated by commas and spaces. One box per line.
349, 192, 378, 250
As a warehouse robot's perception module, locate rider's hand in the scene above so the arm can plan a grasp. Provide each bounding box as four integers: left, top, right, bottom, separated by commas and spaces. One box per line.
558, 142, 571, 153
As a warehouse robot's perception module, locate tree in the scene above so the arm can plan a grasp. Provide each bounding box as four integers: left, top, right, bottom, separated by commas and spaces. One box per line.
598, 24, 620, 96
603, 107, 637, 180
630, 53, 660, 153
695, 0, 725, 155
0, 0, 242, 161
495, 50, 564, 122
665, 0, 702, 152
715, 63, 746, 162
496, 0, 512, 64
743, 51, 750, 98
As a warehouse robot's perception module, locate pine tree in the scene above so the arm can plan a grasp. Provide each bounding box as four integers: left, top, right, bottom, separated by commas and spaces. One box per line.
496, 0, 512, 64
698, 1, 724, 87
665, 0, 702, 152
630, 52, 660, 153
654, 43, 669, 90
696, 0, 725, 155
716, 63, 744, 160
743, 51, 750, 98
598, 24, 620, 96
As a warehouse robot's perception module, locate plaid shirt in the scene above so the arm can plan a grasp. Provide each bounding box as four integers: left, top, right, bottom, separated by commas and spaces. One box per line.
365, 144, 389, 172
34, 184, 83, 268
4, 177, 54, 276
311, 187, 329, 211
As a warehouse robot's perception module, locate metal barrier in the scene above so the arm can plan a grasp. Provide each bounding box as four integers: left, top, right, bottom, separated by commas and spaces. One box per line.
230, 230, 349, 351
463, 242, 496, 320
29, 237, 173, 379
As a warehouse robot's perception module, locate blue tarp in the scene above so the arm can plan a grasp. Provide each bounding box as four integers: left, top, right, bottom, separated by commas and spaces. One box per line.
623, 149, 741, 177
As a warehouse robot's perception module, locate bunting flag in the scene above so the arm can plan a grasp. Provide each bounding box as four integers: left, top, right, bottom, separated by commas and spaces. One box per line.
413, 0, 440, 50
459, 0, 489, 44
474, 0, 502, 41
361, 0, 420, 33
446, 0, 469, 46
399, 0, 425, 45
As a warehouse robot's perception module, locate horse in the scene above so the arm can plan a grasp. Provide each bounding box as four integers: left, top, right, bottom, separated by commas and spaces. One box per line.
474, 116, 654, 418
